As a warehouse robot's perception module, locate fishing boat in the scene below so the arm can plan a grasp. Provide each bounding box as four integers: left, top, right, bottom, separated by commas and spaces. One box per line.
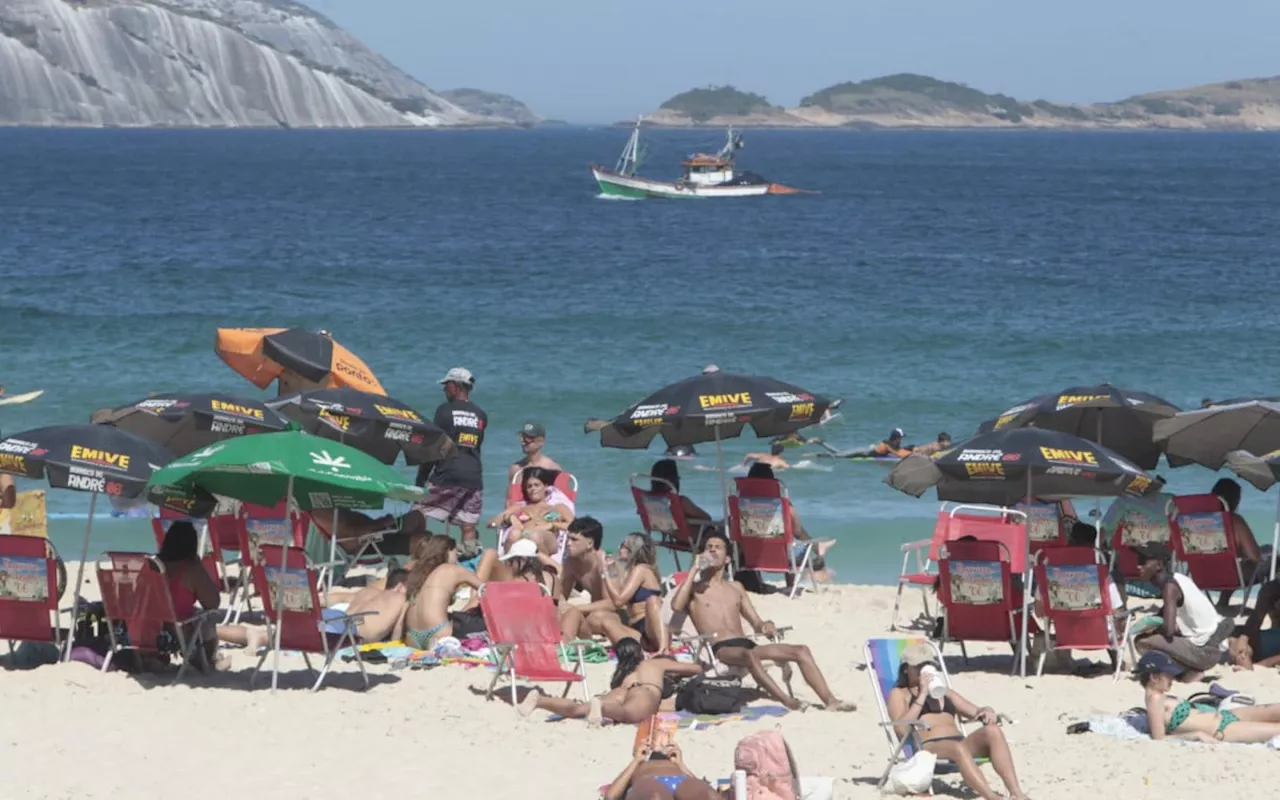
591, 118, 810, 199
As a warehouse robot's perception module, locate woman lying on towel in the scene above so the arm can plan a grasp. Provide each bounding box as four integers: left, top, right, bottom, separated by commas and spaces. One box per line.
604, 741, 718, 800
515, 638, 703, 724
486, 467, 574, 560
1137, 651, 1280, 742
887, 643, 1030, 800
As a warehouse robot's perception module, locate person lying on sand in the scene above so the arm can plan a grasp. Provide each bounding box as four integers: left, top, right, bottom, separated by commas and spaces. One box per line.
1227, 578, 1280, 670
1137, 651, 1280, 743
887, 642, 1030, 800
516, 637, 703, 724
558, 517, 640, 646
401, 535, 481, 650
670, 532, 853, 712
603, 741, 718, 800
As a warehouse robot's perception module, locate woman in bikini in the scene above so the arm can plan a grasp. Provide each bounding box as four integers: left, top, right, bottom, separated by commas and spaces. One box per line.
401, 535, 481, 651
886, 642, 1030, 800
601, 533, 669, 653
604, 741, 718, 800
515, 637, 703, 724
486, 467, 574, 560
1137, 650, 1280, 742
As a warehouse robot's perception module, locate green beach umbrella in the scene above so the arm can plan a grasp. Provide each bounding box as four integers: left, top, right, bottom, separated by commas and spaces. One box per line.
145, 430, 423, 511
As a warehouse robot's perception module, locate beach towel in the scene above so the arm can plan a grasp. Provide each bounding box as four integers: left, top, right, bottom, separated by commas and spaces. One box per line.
550, 703, 789, 727
1076, 685, 1280, 749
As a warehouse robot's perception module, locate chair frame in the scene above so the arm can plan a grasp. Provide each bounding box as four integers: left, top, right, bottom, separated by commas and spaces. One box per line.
630, 475, 712, 571
1031, 547, 1131, 681
479, 582, 590, 705
0, 534, 66, 657
936, 538, 1027, 675
727, 477, 821, 599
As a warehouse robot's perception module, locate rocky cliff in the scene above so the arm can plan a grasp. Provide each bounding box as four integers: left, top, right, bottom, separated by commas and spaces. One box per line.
0, 0, 525, 128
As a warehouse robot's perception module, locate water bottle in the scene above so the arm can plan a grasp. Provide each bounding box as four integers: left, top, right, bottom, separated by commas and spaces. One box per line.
919, 665, 947, 701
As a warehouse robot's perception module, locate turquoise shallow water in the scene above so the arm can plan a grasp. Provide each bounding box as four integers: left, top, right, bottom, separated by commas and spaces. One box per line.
2, 128, 1279, 583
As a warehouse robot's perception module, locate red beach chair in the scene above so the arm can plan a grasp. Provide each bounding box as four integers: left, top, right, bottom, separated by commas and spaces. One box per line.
150, 507, 221, 592
1032, 547, 1127, 679
1109, 508, 1173, 585
631, 475, 709, 570
250, 544, 372, 692
1169, 493, 1259, 601
97, 552, 213, 683
1013, 500, 1069, 556
727, 477, 822, 598
0, 535, 64, 656
479, 581, 589, 706
218, 500, 310, 623
936, 538, 1034, 674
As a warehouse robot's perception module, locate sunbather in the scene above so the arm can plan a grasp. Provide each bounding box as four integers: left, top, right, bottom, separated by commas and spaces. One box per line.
475, 537, 560, 592
604, 740, 718, 800
743, 462, 834, 582
486, 466, 574, 560
558, 517, 638, 645
1227, 578, 1280, 670
886, 642, 1029, 800
341, 568, 409, 642
650, 459, 715, 525
1137, 651, 1280, 742
402, 534, 481, 650
670, 532, 854, 712
516, 637, 703, 724
600, 533, 669, 652
1132, 543, 1232, 680
310, 507, 397, 554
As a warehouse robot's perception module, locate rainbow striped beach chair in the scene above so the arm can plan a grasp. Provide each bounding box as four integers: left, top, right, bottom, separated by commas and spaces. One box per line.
865, 637, 986, 793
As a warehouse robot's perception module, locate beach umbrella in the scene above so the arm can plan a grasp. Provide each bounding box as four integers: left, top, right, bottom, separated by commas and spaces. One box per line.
268, 388, 453, 466
215, 327, 385, 396
91, 392, 291, 456
585, 365, 831, 514
977, 384, 1180, 470
0, 424, 173, 659
886, 428, 1161, 677
1152, 401, 1280, 471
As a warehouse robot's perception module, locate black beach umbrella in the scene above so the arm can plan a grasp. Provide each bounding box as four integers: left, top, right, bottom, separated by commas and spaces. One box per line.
92, 392, 290, 456
885, 428, 1162, 506
269, 388, 453, 465
1153, 401, 1280, 471
976, 384, 1180, 469
0, 424, 174, 659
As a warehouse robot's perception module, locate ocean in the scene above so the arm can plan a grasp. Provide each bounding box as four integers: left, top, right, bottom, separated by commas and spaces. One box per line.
2, 127, 1278, 584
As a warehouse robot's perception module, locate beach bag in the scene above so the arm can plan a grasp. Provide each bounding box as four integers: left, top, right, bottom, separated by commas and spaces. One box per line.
884, 751, 937, 795
677, 675, 747, 715
733, 728, 797, 800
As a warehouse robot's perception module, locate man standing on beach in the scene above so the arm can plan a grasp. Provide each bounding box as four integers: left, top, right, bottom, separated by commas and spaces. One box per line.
671, 532, 854, 712
509, 421, 563, 482
557, 517, 634, 645
407, 368, 488, 558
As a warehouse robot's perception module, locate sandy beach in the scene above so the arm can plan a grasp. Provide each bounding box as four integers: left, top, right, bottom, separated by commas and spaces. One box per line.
3, 571, 1277, 800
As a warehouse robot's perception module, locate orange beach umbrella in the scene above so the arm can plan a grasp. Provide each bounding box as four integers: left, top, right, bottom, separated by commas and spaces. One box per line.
215, 327, 386, 396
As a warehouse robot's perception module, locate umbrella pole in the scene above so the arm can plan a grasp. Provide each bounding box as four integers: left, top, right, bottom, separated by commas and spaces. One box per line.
714, 426, 730, 526
1020, 473, 1031, 679
1272, 491, 1279, 582
272, 475, 293, 693
63, 492, 98, 662
328, 506, 340, 600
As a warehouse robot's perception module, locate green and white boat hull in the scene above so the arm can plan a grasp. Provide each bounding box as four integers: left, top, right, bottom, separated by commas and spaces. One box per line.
592, 167, 773, 199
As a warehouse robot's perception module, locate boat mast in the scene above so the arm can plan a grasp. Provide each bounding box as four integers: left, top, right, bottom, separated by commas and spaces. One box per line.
717, 125, 743, 161
616, 116, 641, 176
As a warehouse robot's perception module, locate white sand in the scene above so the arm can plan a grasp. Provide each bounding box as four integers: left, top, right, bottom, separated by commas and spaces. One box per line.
3, 573, 1278, 799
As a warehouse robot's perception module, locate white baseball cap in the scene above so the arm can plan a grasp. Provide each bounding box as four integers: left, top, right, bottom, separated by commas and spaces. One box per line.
499, 538, 539, 560
439, 367, 475, 387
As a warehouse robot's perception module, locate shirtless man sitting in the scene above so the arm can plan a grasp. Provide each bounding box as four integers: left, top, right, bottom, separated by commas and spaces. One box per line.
557, 516, 636, 645
344, 567, 411, 642
402, 534, 482, 650
671, 532, 855, 712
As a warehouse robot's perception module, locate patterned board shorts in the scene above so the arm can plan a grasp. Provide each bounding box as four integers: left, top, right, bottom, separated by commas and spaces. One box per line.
413, 484, 483, 526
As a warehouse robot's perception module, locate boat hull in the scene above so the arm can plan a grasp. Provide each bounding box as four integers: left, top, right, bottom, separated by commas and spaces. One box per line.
592, 167, 773, 199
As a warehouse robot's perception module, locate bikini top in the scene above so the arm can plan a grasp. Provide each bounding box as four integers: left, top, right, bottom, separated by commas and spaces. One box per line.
915, 692, 959, 717
1166, 700, 1218, 734
630, 586, 661, 604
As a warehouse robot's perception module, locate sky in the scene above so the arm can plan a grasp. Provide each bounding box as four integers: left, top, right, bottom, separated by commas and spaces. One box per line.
310, 0, 1280, 123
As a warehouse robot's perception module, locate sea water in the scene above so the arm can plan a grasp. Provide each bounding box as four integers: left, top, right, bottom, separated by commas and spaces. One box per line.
2, 128, 1279, 584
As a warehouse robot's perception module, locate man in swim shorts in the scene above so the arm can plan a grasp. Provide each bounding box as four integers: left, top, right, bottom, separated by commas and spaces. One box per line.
405, 368, 488, 558
670, 532, 854, 712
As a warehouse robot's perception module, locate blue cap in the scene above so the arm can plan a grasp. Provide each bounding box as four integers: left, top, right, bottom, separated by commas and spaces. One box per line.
1134, 651, 1184, 677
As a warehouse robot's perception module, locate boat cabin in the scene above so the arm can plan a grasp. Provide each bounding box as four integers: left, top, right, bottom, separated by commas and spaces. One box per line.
679, 154, 735, 186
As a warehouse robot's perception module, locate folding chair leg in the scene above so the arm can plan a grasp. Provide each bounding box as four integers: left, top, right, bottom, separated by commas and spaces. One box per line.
890, 582, 906, 631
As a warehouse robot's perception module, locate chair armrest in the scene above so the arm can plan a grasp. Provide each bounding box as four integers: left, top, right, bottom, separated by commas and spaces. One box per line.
878, 719, 931, 730
312, 559, 347, 570
900, 539, 931, 553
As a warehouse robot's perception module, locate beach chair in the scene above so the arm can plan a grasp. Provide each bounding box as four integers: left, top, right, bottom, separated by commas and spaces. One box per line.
479, 581, 589, 705
1168, 493, 1260, 603
1108, 503, 1172, 598
0, 534, 64, 657
151, 507, 222, 595
249, 543, 371, 692
218, 500, 310, 623
891, 505, 1023, 631
727, 477, 825, 598
865, 637, 981, 793
1013, 500, 1069, 556
936, 538, 1033, 674
97, 551, 215, 683
630, 475, 712, 570
507, 467, 579, 508
1032, 547, 1128, 679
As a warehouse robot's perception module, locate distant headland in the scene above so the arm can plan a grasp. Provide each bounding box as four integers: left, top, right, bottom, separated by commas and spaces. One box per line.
634, 74, 1280, 130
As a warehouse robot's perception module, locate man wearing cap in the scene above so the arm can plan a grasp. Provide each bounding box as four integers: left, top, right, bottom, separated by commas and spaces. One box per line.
408, 368, 488, 558
872, 428, 914, 458
509, 421, 563, 483
1132, 543, 1232, 679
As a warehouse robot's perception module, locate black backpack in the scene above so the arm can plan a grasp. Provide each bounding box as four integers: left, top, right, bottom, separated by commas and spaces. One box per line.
676, 675, 747, 715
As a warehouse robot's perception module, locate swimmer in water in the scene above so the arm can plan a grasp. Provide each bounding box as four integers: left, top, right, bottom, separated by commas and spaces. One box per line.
911, 432, 953, 457
742, 443, 791, 471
